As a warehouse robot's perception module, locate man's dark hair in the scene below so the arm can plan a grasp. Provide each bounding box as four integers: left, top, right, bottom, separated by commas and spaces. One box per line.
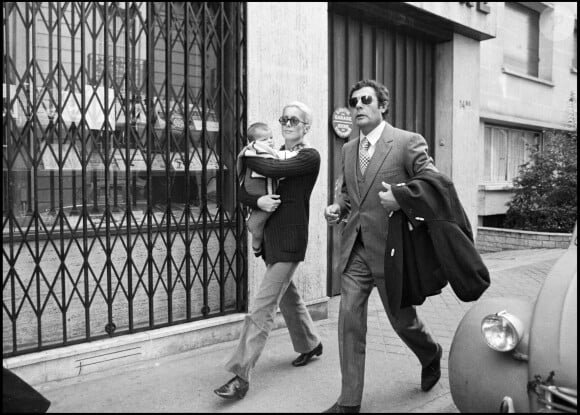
348, 79, 390, 118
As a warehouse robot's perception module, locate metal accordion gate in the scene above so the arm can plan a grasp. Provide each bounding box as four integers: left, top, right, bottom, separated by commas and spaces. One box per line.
2, 2, 247, 357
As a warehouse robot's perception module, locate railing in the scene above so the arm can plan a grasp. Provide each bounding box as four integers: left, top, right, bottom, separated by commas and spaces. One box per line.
2, 1, 247, 357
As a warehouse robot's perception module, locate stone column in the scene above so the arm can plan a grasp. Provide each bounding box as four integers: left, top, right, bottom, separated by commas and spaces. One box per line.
246, 2, 329, 313
435, 33, 481, 239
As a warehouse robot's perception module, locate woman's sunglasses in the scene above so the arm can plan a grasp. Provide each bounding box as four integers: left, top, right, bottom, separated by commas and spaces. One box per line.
278, 116, 307, 127
348, 95, 374, 108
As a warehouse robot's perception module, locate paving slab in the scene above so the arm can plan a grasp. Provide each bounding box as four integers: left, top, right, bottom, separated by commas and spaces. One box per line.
34, 248, 566, 413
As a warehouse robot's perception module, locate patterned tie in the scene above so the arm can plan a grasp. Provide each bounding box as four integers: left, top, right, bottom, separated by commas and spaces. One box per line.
359, 136, 371, 175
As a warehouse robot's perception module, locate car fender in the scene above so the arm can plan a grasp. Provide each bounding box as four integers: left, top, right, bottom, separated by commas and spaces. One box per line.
449, 297, 533, 413
528, 245, 577, 411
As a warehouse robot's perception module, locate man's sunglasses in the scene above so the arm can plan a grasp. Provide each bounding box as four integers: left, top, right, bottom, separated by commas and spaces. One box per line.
348, 95, 374, 108
279, 116, 307, 126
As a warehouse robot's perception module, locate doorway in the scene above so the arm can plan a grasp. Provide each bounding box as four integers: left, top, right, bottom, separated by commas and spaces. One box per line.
327, 3, 438, 296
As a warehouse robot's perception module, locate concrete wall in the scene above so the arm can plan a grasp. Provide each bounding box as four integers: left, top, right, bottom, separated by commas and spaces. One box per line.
477, 186, 515, 217
435, 34, 481, 238
477, 227, 573, 253
246, 3, 329, 308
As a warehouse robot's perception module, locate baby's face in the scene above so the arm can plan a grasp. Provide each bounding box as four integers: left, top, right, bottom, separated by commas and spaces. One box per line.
254, 129, 274, 147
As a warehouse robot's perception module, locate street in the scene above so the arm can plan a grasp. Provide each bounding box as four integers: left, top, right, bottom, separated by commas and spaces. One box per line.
36, 248, 564, 413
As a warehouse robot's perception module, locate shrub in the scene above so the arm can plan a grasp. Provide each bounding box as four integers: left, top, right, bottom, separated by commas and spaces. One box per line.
504, 129, 577, 233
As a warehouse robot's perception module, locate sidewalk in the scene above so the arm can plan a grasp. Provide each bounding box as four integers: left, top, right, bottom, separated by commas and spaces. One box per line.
36, 248, 565, 413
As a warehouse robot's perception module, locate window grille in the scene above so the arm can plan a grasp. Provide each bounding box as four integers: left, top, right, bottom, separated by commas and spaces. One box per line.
2, 2, 247, 357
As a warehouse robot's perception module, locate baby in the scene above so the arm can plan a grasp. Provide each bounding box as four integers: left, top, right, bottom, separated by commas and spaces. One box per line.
237, 122, 297, 257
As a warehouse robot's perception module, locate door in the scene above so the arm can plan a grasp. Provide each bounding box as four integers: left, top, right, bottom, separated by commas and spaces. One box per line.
328, 4, 437, 296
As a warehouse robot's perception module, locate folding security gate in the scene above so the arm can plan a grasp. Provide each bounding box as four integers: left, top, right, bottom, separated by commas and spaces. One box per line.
328, 3, 438, 296
2, 2, 247, 357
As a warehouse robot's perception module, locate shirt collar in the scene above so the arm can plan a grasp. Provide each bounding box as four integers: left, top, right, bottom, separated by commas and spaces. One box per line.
281, 141, 309, 152
360, 120, 386, 147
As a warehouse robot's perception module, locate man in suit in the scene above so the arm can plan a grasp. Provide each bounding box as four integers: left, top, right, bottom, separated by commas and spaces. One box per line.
323, 80, 442, 413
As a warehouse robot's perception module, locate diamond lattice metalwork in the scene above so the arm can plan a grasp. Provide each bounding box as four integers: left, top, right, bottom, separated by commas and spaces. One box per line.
3, 1, 247, 357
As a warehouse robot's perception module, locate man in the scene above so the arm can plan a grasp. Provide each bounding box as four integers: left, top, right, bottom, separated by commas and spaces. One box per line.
323, 80, 442, 413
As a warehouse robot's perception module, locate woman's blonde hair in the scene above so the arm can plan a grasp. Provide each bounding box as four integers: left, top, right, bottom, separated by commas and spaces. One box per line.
283, 101, 313, 125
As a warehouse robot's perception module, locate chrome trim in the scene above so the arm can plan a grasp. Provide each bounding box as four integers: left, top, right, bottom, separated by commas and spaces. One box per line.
481, 310, 525, 352
537, 384, 578, 413
499, 396, 515, 413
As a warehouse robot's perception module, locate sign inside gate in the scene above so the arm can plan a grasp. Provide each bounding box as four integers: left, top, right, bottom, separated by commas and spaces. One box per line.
331, 107, 353, 139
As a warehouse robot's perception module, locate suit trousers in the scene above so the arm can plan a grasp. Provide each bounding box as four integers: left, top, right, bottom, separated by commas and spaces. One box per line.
224, 261, 321, 382
337, 239, 439, 406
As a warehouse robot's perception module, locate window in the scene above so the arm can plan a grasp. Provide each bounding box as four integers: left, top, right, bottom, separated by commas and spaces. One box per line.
482, 125, 541, 183
503, 2, 540, 77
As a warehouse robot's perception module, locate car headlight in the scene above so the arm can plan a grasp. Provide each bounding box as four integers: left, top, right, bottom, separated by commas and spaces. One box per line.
481, 310, 524, 352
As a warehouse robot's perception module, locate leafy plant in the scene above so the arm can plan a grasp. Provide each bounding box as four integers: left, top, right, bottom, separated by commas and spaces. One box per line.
504, 129, 577, 233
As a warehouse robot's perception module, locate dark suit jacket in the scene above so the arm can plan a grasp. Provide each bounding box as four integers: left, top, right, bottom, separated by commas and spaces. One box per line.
384, 170, 490, 313
336, 122, 437, 279
385, 209, 446, 313
3, 368, 51, 413
239, 146, 320, 264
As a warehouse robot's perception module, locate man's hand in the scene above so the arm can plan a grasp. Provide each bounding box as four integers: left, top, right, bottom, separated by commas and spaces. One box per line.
324, 203, 342, 225
257, 194, 281, 212
378, 182, 400, 212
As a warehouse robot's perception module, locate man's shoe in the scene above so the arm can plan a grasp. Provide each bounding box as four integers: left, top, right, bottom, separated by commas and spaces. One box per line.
292, 342, 323, 367
323, 402, 361, 413
421, 343, 442, 391
214, 376, 249, 400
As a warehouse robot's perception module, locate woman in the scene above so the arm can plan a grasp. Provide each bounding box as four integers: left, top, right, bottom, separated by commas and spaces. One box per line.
214, 101, 323, 400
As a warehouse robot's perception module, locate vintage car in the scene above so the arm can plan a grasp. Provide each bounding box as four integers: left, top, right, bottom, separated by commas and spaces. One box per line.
449, 224, 577, 413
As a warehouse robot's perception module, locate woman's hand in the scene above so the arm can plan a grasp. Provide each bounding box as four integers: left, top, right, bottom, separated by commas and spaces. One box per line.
257, 194, 281, 212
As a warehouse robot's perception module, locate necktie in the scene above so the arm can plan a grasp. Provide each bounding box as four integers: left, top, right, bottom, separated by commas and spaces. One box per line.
359, 136, 371, 175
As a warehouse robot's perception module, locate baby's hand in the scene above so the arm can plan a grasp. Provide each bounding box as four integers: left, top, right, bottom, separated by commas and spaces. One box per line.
257, 194, 281, 212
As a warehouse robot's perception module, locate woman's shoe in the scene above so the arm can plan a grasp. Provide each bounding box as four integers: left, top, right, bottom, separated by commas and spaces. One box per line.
323, 402, 361, 413
292, 342, 323, 367
213, 376, 249, 399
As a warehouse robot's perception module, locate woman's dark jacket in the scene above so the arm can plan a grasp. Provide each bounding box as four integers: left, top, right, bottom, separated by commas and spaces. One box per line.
239, 146, 320, 264
384, 170, 490, 314
3, 367, 51, 413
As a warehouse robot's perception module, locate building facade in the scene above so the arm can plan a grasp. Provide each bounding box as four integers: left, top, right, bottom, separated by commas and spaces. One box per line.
3, 2, 577, 385
477, 1, 577, 226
